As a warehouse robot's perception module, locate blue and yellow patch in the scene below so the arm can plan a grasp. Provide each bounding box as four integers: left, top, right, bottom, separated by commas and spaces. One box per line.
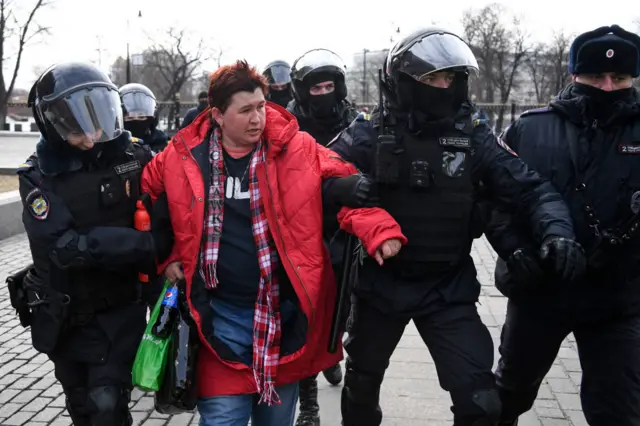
16, 160, 34, 173
25, 188, 49, 220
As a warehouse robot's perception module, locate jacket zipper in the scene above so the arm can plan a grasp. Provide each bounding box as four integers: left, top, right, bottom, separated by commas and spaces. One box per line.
263, 160, 315, 328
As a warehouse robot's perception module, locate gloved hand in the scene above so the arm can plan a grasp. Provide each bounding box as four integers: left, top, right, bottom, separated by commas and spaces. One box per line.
140, 192, 175, 263
327, 174, 378, 208
50, 229, 93, 269
539, 236, 587, 282
506, 247, 546, 285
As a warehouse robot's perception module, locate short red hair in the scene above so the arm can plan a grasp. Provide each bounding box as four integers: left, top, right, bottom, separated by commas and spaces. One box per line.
208, 60, 268, 113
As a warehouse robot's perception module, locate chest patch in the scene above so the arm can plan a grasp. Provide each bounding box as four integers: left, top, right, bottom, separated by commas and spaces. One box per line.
439, 137, 471, 148
618, 144, 640, 154
114, 160, 141, 175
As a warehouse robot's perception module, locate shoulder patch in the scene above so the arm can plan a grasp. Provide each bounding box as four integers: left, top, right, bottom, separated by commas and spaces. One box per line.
519, 106, 553, 118
25, 188, 49, 220
356, 112, 370, 121
496, 137, 519, 157
131, 136, 140, 143
473, 118, 489, 127
16, 159, 34, 174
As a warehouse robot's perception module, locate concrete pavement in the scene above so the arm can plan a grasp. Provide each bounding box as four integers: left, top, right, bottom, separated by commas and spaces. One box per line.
0, 234, 588, 425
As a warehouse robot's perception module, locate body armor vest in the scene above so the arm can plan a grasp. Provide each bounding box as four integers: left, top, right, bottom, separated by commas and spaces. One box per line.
29, 148, 144, 319
375, 120, 475, 267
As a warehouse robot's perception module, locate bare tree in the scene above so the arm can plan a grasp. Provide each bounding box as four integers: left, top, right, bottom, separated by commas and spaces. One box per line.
463, 4, 529, 132
525, 43, 552, 103
547, 31, 572, 96
142, 28, 209, 102
0, 0, 51, 126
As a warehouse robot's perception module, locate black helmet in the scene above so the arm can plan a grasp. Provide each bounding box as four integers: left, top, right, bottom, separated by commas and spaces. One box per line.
119, 83, 157, 120
291, 49, 347, 105
385, 27, 479, 85
28, 62, 124, 146
262, 60, 292, 86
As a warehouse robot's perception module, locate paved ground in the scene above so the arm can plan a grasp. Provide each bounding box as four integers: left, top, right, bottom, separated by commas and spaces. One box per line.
0, 234, 588, 425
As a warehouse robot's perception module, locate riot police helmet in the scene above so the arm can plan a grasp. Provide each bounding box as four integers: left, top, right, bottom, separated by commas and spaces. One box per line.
383, 27, 479, 115
263, 60, 292, 88
119, 83, 157, 120
291, 48, 347, 105
28, 62, 124, 146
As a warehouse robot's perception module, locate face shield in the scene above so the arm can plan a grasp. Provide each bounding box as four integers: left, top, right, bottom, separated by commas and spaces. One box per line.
122, 91, 157, 119
41, 86, 124, 143
390, 33, 479, 83
266, 64, 292, 86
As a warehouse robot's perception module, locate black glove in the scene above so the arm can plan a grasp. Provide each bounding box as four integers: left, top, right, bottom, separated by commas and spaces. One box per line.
506, 247, 547, 286
539, 236, 587, 282
50, 230, 93, 269
140, 192, 175, 263
327, 174, 378, 208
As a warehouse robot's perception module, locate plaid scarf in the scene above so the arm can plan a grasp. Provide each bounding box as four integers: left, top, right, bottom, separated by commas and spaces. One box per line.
200, 127, 282, 405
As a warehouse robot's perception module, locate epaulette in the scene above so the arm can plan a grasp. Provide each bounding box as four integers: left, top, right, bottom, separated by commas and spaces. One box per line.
356, 112, 370, 121
519, 106, 553, 118
16, 157, 35, 174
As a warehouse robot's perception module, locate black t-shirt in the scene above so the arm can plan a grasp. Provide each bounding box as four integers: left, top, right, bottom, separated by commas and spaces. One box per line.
214, 148, 261, 306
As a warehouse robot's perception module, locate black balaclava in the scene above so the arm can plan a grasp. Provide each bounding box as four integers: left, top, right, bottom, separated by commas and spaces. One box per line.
269, 88, 292, 108
305, 72, 340, 118
124, 118, 154, 139
572, 82, 635, 118
397, 72, 467, 121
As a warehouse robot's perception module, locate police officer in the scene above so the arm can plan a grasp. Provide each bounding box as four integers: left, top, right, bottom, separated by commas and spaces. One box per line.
286, 48, 357, 426
181, 90, 208, 129
17, 62, 163, 426
120, 83, 168, 152
479, 25, 640, 426
263, 60, 293, 108
288, 48, 358, 145
326, 27, 587, 426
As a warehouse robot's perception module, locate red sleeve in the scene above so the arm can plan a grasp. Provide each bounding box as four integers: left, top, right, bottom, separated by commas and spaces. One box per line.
140, 147, 181, 273
310, 135, 408, 255
338, 207, 407, 256
141, 147, 167, 201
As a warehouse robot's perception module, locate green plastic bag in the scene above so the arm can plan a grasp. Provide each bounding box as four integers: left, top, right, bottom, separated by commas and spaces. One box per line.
132, 279, 173, 392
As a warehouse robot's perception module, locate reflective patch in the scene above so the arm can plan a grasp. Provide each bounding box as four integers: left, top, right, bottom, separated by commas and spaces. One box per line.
619, 144, 640, 154
497, 137, 518, 156
114, 160, 141, 175
25, 189, 49, 220
442, 151, 466, 178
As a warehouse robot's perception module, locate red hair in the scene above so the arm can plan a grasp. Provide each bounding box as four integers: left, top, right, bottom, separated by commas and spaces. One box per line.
208, 60, 268, 113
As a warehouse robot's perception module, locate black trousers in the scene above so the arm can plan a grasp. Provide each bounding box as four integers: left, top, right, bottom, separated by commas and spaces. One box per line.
341, 297, 498, 426
49, 303, 146, 426
496, 300, 640, 426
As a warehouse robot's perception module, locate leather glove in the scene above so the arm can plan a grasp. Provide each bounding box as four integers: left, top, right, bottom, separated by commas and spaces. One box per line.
539, 236, 587, 282
50, 230, 93, 269
506, 247, 546, 286
328, 174, 379, 208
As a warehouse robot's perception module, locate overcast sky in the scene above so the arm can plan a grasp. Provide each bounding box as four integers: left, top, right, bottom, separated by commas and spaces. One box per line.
10, 0, 639, 90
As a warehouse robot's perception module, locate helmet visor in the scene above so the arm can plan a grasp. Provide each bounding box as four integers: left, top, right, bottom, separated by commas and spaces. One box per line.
393, 33, 479, 81
122, 91, 156, 118
42, 87, 124, 143
266, 64, 291, 85
293, 49, 346, 81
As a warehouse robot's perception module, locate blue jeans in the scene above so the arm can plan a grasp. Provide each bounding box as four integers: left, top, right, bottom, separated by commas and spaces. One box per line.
198, 381, 300, 426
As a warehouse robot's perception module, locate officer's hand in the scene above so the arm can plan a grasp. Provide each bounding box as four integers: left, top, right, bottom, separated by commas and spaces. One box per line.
374, 239, 402, 265
164, 261, 184, 283
50, 230, 93, 269
539, 236, 587, 282
331, 174, 379, 208
506, 248, 546, 285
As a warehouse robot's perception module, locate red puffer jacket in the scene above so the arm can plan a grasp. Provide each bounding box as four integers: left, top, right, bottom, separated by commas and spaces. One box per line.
141, 102, 406, 397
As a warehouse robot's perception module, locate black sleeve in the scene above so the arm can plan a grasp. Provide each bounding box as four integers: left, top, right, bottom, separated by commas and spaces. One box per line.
19, 169, 155, 271
470, 121, 574, 245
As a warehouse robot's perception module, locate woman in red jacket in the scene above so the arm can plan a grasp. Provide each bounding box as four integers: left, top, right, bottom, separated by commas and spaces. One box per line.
141, 60, 406, 426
